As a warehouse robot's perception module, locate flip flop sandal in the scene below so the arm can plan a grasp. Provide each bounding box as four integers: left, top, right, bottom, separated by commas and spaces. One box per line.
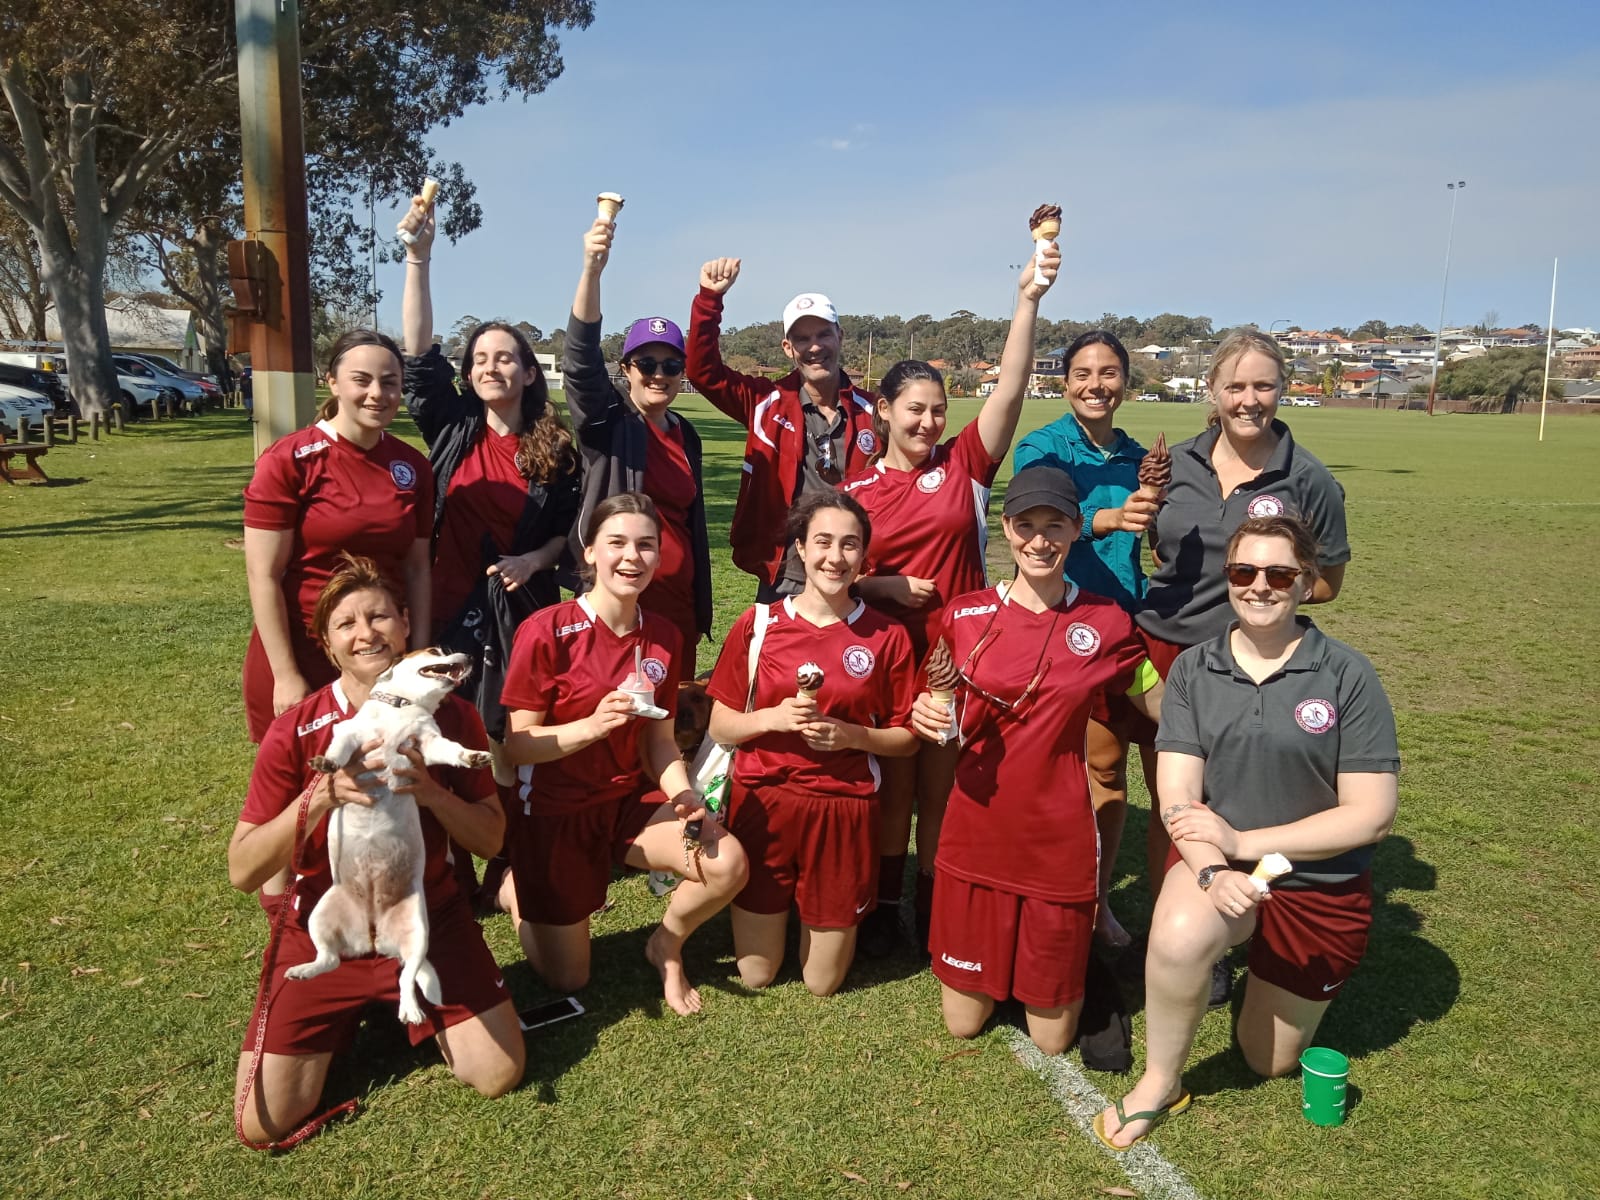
1092, 1089, 1193, 1152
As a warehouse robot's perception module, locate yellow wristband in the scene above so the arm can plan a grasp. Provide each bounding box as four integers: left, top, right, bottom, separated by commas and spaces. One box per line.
1125, 658, 1160, 696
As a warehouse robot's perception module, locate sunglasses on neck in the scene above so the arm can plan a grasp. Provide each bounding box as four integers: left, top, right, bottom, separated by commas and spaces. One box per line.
1224, 562, 1301, 589
629, 356, 684, 378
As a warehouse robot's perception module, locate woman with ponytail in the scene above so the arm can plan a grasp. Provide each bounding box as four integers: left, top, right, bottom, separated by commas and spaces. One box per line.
839, 247, 1059, 956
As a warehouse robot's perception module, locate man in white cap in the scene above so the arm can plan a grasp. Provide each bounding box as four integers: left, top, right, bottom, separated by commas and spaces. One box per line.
687, 258, 879, 601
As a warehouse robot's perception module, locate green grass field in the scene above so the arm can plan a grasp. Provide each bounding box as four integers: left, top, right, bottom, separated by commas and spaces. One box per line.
2, 400, 1597, 1198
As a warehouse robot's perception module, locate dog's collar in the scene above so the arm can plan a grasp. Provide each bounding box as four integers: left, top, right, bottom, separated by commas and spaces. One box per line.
368, 690, 413, 708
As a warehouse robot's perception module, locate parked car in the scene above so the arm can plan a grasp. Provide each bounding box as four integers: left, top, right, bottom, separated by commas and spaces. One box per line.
0, 361, 70, 413
112, 355, 205, 409
1287, 397, 1324, 407
0, 382, 54, 434
1137, 392, 1162, 402
126, 352, 222, 401
116, 373, 173, 415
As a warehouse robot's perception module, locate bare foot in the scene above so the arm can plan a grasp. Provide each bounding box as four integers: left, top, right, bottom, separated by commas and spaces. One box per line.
645, 926, 702, 1015
1094, 903, 1132, 949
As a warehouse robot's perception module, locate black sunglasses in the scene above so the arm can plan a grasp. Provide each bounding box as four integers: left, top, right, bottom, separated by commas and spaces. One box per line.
629, 356, 684, 378
1224, 562, 1301, 589
811, 432, 841, 484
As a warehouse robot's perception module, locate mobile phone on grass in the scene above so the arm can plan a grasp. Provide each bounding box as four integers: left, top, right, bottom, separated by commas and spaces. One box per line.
517, 996, 585, 1031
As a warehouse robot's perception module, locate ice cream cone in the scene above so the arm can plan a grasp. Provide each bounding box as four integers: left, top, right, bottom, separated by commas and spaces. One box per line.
596, 191, 625, 223
1032, 219, 1061, 243
796, 662, 825, 700
1027, 204, 1062, 287
397, 177, 441, 246
1249, 853, 1292, 894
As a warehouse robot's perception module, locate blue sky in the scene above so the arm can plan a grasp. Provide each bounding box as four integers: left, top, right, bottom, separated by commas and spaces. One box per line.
374, 0, 1600, 341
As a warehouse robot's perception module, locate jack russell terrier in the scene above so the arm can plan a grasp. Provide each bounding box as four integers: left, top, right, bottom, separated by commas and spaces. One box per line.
285, 647, 491, 1024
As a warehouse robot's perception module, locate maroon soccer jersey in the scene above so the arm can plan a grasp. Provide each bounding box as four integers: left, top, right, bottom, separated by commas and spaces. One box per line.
431, 426, 524, 635
707, 598, 915, 799
241, 684, 495, 925
641, 419, 700, 654
499, 597, 683, 813
933, 582, 1147, 903
841, 420, 1000, 649
243, 423, 434, 624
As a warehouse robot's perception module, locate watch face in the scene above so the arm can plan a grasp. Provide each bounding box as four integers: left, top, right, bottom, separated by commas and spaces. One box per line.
1197, 866, 1219, 890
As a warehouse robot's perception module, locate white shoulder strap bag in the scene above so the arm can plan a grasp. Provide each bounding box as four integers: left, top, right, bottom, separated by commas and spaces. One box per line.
688, 602, 769, 820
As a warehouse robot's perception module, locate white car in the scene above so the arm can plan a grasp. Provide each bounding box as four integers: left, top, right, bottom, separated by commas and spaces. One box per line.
0, 381, 53, 430
118, 373, 169, 414
1288, 397, 1324, 407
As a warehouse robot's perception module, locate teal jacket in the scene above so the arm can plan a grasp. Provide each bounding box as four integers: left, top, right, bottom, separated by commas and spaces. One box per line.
1013, 415, 1149, 611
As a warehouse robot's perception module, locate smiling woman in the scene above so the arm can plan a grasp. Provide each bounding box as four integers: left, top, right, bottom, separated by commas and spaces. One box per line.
240, 331, 434, 743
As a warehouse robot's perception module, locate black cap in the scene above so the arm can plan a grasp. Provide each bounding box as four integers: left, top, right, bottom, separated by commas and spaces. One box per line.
1002, 465, 1082, 521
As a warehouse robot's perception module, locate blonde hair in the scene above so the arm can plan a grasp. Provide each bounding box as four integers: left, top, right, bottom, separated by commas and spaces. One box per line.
1207, 329, 1287, 393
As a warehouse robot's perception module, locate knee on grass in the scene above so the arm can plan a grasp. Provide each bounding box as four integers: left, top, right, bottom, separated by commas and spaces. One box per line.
738, 958, 780, 990
452, 1047, 525, 1099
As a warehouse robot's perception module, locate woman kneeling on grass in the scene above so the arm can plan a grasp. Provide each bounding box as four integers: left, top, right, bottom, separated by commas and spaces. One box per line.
707, 491, 918, 996
908, 466, 1162, 1055
230, 554, 521, 1147
498, 492, 747, 1015
1095, 515, 1398, 1151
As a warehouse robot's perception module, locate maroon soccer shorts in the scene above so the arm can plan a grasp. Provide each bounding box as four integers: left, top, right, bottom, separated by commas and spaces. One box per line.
509, 788, 659, 927
1247, 871, 1373, 1001
729, 780, 878, 929
247, 897, 507, 1055
930, 873, 1094, 1010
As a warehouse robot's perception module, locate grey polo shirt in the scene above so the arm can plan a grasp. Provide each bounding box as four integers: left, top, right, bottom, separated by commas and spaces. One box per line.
775, 399, 849, 592
1136, 420, 1350, 647
1155, 618, 1400, 887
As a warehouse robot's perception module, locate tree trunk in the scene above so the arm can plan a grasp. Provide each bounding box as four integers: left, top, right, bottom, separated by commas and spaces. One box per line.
190, 224, 229, 378
38, 234, 118, 419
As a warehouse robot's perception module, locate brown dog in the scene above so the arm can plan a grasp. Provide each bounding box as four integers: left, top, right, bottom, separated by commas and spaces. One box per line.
675, 676, 714, 758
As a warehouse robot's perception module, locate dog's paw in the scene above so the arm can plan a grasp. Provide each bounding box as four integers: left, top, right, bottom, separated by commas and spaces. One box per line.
284, 963, 316, 981
397, 997, 427, 1025
308, 755, 338, 775
463, 750, 493, 769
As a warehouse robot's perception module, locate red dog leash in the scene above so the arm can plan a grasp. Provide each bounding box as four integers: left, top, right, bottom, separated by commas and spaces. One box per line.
234, 783, 359, 1151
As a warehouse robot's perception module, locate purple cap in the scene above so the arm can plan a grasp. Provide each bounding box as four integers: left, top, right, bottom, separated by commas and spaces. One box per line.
621, 317, 685, 360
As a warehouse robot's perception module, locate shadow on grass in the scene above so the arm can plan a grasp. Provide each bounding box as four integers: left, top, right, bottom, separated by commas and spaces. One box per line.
1179, 834, 1457, 1099
2, 488, 244, 539
1322, 464, 1417, 474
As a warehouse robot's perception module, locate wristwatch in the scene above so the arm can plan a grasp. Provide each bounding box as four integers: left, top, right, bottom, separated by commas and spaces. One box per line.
1196, 864, 1230, 891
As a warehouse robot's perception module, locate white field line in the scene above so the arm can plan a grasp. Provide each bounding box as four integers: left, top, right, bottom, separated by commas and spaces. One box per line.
1006, 1029, 1206, 1200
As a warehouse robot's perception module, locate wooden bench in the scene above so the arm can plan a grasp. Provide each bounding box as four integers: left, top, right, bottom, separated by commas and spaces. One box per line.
0, 437, 49, 484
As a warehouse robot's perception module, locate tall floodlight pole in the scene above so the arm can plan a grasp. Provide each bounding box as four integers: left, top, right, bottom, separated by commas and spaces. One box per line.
1425, 180, 1466, 417
1539, 258, 1558, 443
235, 0, 315, 458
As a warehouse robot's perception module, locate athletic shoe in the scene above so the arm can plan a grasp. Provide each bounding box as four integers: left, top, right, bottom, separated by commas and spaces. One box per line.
1207, 956, 1233, 1008
857, 903, 901, 959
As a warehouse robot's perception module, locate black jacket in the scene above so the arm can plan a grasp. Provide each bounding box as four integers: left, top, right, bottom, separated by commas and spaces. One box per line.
561, 312, 714, 641
404, 345, 581, 621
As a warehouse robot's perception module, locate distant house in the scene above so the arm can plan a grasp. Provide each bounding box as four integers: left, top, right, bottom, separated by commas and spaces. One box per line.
1132, 344, 1173, 361
1563, 346, 1600, 367
35, 298, 203, 368
1342, 369, 1408, 397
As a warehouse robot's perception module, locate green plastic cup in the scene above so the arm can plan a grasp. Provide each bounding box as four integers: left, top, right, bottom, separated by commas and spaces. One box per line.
1299, 1046, 1350, 1126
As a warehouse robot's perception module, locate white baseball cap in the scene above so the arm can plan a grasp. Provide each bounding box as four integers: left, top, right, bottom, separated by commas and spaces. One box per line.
782, 293, 838, 337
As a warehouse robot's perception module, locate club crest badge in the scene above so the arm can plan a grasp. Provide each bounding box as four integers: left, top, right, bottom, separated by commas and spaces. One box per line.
642, 657, 668, 685
856, 429, 876, 455
1247, 494, 1285, 518
648, 318, 667, 335
843, 645, 875, 678
917, 466, 946, 493
389, 460, 417, 489
794, 296, 814, 311
1065, 622, 1101, 657
1294, 698, 1337, 734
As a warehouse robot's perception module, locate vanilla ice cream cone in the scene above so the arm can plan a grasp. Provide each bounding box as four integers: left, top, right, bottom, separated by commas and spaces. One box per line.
596, 191, 625, 223
1249, 853, 1292, 894
397, 177, 441, 246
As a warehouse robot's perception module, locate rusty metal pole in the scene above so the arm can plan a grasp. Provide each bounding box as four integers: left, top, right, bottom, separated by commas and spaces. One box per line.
236, 0, 316, 459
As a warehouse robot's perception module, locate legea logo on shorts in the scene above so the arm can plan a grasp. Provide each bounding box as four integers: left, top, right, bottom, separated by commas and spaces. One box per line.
842, 645, 875, 678
389, 460, 417, 489
917, 465, 947, 493
1247, 493, 1285, 517
940, 952, 982, 972
1065, 622, 1101, 656
641, 657, 667, 684
1294, 698, 1337, 734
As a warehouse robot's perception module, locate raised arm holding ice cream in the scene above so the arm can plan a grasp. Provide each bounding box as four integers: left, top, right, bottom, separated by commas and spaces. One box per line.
840, 218, 1059, 957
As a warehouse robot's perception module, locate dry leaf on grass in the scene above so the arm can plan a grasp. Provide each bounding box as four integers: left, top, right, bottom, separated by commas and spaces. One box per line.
122, 977, 145, 988
138, 1107, 152, 1120
70, 966, 102, 977
183, 992, 208, 1000
118, 721, 135, 730
1101, 1189, 1138, 1197
896, 1183, 914, 1192
841, 1171, 867, 1184
940, 1047, 982, 1061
